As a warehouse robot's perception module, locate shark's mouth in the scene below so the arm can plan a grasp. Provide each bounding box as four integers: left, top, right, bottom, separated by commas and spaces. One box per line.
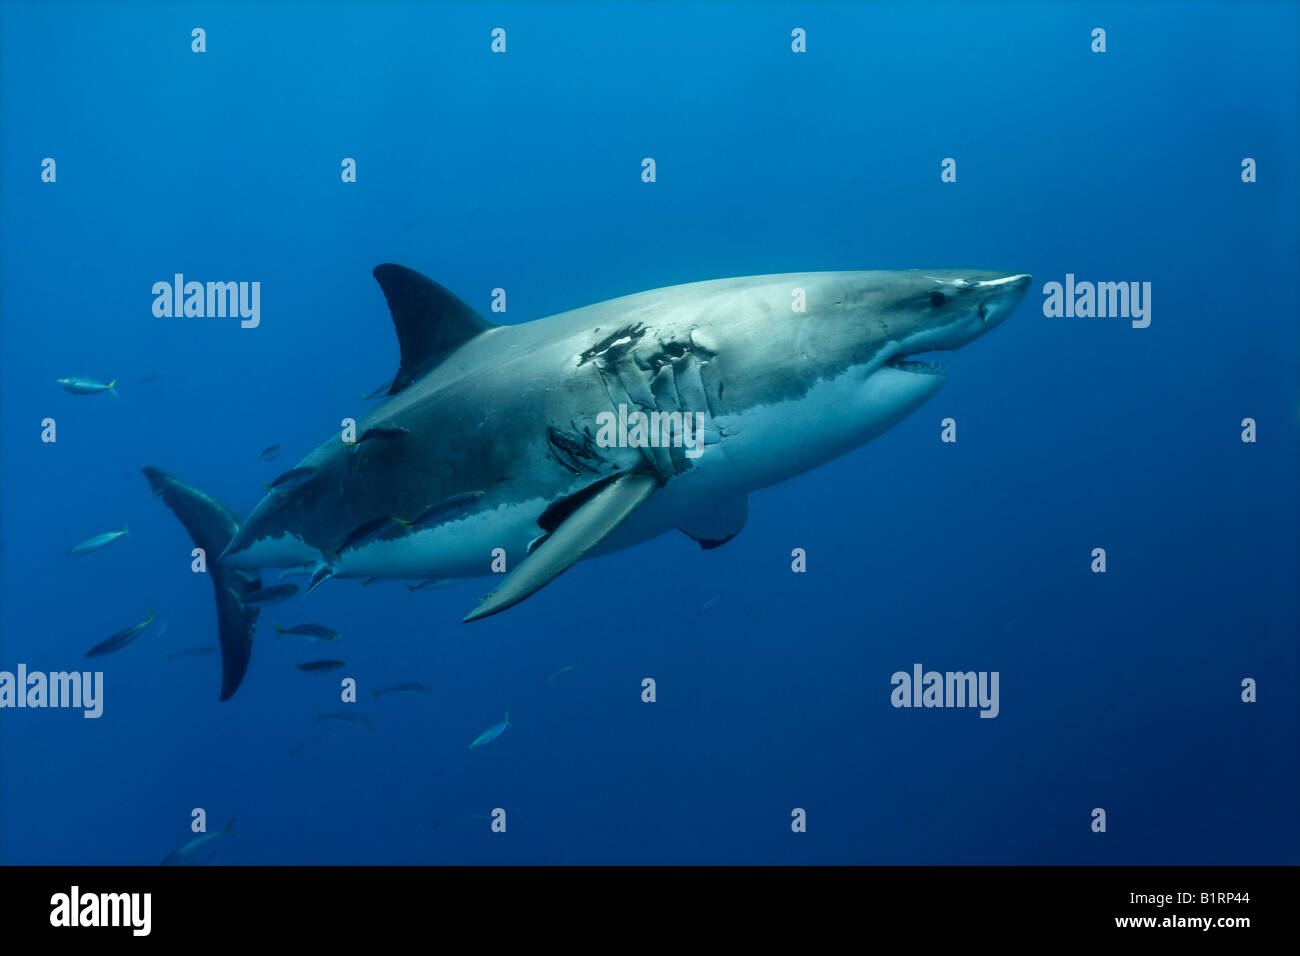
884, 350, 948, 377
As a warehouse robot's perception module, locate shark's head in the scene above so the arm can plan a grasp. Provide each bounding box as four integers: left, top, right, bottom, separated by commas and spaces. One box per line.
768, 269, 1032, 449
834, 269, 1031, 396
866, 270, 1032, 364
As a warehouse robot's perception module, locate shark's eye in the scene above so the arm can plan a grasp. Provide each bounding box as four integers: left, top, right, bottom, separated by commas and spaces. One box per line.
929, 291, 947, 307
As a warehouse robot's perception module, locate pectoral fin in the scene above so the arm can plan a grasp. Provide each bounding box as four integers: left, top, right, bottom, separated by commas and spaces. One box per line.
462, 472, 659, 622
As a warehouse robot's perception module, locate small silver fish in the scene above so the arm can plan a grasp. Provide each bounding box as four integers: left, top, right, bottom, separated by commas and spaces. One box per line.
66, 524, 129, 556
263, 466, 318, 492
468, 712, 510, 750
287, 726, 332, 757
273, 623, 340, 642
315, 710, 372, 726
85, 608, 156, 657
57, 376, 118, 396
257, 444, 281, 461
295, 659, 345, 673
543, 664, 581, 685
393, 491, 485, 532
303, 561, 337, 597
332, 516, 400, 554
231, 583, 299, 607
161, 819, 233, 865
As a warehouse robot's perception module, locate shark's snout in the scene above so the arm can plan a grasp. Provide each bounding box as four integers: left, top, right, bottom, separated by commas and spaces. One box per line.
975, 273, 1032, 328
891, 270, 1032, 360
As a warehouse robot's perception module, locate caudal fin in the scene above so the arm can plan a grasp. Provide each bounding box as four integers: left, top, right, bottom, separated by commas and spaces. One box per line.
143, 467, 261, 701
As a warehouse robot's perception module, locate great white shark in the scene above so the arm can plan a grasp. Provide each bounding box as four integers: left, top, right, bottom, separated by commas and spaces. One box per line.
145, 265, 1031, 699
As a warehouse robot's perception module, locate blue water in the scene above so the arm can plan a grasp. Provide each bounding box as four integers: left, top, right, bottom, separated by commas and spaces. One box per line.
1, 1, 1295, 865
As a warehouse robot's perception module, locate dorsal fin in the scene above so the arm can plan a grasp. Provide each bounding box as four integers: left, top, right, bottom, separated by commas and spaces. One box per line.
373, 264, 497, 395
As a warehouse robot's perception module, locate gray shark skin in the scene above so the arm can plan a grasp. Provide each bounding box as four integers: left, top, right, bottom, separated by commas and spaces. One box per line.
148, 265, 1030, 699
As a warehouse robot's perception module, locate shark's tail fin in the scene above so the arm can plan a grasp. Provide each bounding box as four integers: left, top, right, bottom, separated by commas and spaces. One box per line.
142, 467, 261, 701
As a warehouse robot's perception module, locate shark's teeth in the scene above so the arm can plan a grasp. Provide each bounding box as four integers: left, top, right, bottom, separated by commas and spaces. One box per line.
884, 353, 948, 377
891, 361, 946, 376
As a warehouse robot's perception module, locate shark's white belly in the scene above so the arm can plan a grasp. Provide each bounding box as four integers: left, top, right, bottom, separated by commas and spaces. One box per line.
262, 364, 942, 581
332, 503, 542, 580
601, 362, 944, 551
